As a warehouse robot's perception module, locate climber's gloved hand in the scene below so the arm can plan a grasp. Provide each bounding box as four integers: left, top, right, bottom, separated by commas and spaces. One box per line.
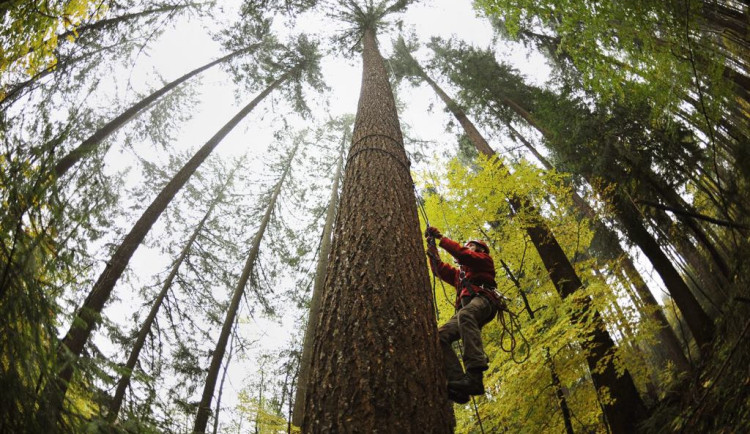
425, 226, 442, 239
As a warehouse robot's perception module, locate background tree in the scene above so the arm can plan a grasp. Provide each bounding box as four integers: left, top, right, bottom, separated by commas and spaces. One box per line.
425, 38, 717, 351
105, 156, 245, 422
41, 34, 321, 425
391, 36, 648, 432
193, 138, 299, 432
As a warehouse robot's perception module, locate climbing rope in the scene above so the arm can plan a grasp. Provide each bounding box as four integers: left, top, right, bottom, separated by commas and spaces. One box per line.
455, 344, 487, 434
417, 191, 442, 322
416, 181, 490, 433
497, 305, 530, 364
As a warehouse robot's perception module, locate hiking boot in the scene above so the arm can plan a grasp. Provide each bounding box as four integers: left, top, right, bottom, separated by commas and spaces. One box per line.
447, 369, 484, 396
447, 387, 470, 404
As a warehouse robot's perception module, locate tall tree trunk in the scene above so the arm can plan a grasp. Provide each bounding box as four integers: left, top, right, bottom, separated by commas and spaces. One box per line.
1, 43, 116, 107
106, 171, 234, 421
412, 56, 648, 433
42, 70, 291, 424
481, 73, 716, 352
54, 44, 259, 177
292, 130, 346, 426
546, 348, 575, 434
623, 152, 731, 280
301, 27, 453, 432
608, 188, 715, 349
618, 257, 691, 370
193, 142, 298, 433
255, 370, 264, 434
646, 206, 728, 309
507, 123, 691, 372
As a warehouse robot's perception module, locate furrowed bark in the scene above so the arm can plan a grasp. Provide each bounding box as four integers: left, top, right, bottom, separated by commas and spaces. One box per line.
292, 131, 346, 427
301, 27, 453, 432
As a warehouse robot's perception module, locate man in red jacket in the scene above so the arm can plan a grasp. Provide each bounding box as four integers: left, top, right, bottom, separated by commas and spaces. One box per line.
425, 226, 500, 404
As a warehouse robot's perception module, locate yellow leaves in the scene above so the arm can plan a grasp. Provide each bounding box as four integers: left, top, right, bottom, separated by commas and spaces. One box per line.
235, 388, 297, 432
417, 153, 621, 431
1, 0, 101, 78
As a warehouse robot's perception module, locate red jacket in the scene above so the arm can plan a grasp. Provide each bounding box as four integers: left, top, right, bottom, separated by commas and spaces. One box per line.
429, 237, 497, 305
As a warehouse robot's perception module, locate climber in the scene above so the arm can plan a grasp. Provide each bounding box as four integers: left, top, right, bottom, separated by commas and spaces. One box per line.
425, 226, 503, 404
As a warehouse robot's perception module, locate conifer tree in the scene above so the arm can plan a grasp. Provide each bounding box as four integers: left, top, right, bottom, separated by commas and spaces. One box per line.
1, 1, 206, 108
193, 140, 299, 433
106, 159, 242, 422
292, 120, 348, 426
423, 39, 715, 351
503, 124, 691, 373
302, 2, 453, 431
53, 42, 263, 178
41, 39, 319, 423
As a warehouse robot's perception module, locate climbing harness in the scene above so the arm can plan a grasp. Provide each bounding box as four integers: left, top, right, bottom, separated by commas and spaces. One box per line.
421, 207, 530, 362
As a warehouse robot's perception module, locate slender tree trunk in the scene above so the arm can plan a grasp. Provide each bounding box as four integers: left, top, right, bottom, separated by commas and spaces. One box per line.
255, 370, 264, 434
619, 257, 691, 370
646, 205, 728, 308
106, 174, 233, 421
301, 27, 453, 432
292, 130, 346, 426
212, 327, 236, 434
485, 73, 717, 351
54, 44, 259, 177
193, 142, 298, 433
624, 153, 731, 279
506, 124, 692, 372
15, 3, 197, 62
608, 188, 715, 349
1, 43, 115, 107
594, 268, 636, 344
413, 57, 648, 433
42, 70, 291, 423
278, 358, 292, 431
546, 348, 575, 434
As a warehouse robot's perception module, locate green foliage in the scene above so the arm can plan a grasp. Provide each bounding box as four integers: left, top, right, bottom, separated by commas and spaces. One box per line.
324, 0, 417, 54
217, 15, 325, 117
474, 0, 725, 114
0, 0, 106, 82
418, 154, 673, 432
3, 0, 748, 431
473, 0, 750, 209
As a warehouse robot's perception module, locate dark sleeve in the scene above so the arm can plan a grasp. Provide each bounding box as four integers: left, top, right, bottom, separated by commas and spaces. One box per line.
439, 237, 493, 269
